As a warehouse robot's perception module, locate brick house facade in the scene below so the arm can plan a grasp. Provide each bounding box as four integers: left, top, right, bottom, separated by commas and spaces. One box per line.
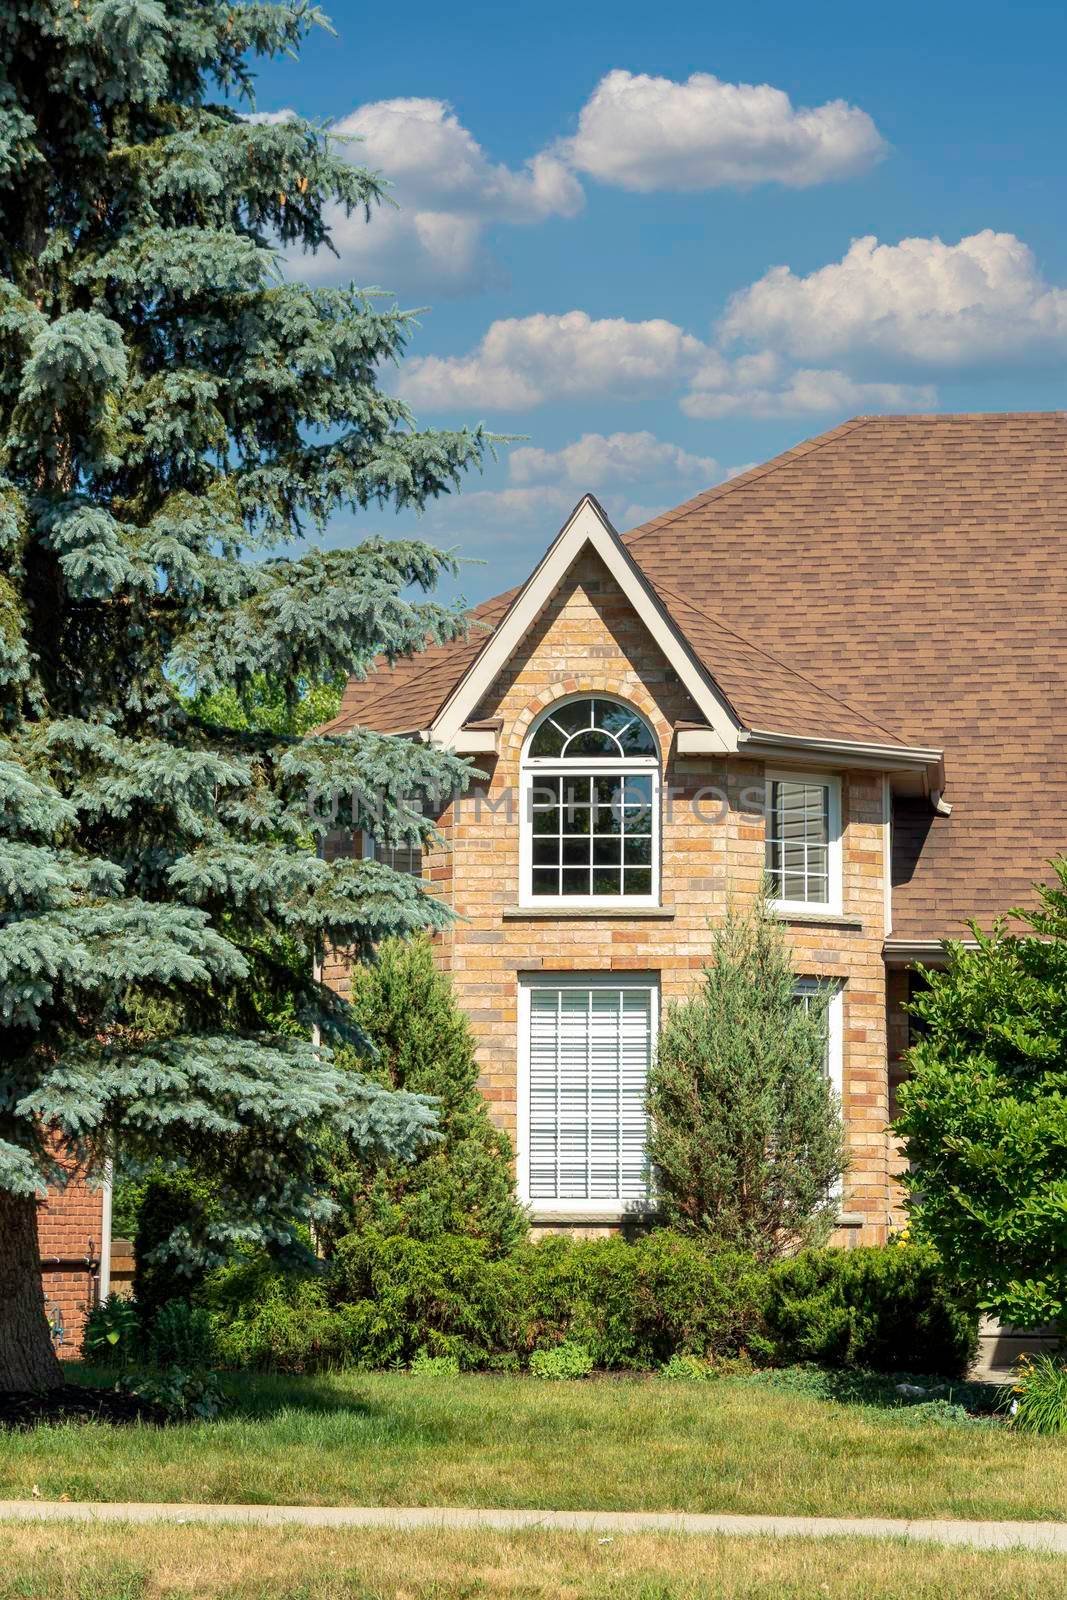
327, 535, 902, 1239
325, 407, 1067, 1244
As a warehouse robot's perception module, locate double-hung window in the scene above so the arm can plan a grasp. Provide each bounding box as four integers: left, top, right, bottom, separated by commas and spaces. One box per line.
363, 834, 423, 877
765, 771, 842, 914
521, 697, 660, 907
518, 973, 656, 1217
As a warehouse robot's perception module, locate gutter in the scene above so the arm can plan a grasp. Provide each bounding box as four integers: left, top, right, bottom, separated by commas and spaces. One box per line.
883, 936, 978, 965
739, 727, 945, 787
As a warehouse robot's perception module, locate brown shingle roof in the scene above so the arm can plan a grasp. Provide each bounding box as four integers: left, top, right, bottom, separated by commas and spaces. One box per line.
322, 413, 1067, 941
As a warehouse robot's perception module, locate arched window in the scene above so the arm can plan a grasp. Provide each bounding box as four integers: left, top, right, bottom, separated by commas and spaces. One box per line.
521, 696, 660, 905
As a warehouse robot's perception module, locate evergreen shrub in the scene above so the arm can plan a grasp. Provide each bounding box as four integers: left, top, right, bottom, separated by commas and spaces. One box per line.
134, 1171, 221, 1330
764, 1244, 979, 1377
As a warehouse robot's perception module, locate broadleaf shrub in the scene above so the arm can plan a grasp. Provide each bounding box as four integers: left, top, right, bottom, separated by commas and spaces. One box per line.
81, 1294, 140, 1366
764, 1244, 978, 1377
529, 1341, 593, 1379
119, 1368, 226, 1422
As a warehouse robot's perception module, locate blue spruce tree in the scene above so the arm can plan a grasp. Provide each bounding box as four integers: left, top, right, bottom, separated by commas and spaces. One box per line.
0, 1, 489, 1389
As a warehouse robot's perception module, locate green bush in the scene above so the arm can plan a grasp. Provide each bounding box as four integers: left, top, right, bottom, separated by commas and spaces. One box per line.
658, 1353, 714, 1381
894, 872, 1067, 1330
1008, 1355, 1067, 1435
647, 896, 847, 1260
510, 1232, 770, 1368
331, 1231, 518, 1369
80, 1293, 141, 1366
134, 1170, 220, 1328
764, 1244, 978, 1378
529, 1341, 593, 1379
321, 937, 527, 1257
207, 1257, 357, 1374
146, 1299, 217, 1370
410, 1351, 460, 1376
119, 1367, 226, 1422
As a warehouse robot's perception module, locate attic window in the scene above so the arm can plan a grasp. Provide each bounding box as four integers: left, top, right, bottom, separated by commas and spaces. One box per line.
521, 697, 659, 906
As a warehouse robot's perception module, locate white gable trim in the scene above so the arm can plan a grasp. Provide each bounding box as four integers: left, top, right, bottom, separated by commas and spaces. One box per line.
430, 496, 739, 751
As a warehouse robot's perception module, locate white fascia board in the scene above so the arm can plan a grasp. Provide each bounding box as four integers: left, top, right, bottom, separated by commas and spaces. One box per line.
430, 496, 740, 752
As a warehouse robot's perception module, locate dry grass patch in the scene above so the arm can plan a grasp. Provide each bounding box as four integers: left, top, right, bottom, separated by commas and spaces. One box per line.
1, 1370, 1064, 1523
0, 1521, 1065, 1600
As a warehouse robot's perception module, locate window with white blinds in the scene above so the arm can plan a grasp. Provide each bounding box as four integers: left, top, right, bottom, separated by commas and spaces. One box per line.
765, 772, 841, 912
521, 977, 655, 1213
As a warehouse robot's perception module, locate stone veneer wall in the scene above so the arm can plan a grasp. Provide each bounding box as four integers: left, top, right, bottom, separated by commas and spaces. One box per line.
325, 548, 898, 1244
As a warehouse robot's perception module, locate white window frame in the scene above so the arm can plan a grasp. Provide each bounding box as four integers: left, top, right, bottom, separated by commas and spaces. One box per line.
517, 971, 658, 1220
794, 977, 845, 1205
519, 696, 661, 910
793, 978, 844, 1103
765, 768, 843, 916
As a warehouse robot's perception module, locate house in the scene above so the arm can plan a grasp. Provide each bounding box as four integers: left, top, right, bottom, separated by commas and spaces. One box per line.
319, 413, 1067, 1245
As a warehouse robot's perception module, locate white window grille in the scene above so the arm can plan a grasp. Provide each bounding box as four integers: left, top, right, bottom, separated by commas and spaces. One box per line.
520, 697, 660, 906
766, 772, 842, 913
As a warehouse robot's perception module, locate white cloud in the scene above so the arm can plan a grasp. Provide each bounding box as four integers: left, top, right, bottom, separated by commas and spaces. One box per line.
720, 230, 1067, 367
294, 97, 582, 294
562, 69, 885, 192
244, 109, 297, 126
402, 308, 939, 418
401, 311, 707, 411
510, 431, 721, 487
682, 350, 934, 418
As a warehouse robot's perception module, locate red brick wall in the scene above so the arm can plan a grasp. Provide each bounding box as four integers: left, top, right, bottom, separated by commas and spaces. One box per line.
37, 1172, 104, 1360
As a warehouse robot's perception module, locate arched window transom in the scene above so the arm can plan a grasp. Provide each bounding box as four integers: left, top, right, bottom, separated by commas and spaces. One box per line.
521, 697, 659, 905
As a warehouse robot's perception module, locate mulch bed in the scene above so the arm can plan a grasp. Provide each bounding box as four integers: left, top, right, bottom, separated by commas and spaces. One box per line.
0, 1383, 169, 1430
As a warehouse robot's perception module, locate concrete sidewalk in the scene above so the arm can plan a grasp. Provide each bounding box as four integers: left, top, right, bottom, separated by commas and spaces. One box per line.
1, 1501, 1066, 1553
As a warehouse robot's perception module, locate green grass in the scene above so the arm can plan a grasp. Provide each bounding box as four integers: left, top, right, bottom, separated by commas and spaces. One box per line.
0, 1367, 1062, 1523
0, 1522, 1064, 1600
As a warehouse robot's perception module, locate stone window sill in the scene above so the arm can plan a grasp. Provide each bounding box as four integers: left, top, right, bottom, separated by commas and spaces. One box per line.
781, 911, 864, 931
502, 906, 676, 921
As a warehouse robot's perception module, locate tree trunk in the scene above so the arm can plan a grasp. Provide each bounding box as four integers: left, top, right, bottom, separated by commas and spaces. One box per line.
0, 1190, 63, 1391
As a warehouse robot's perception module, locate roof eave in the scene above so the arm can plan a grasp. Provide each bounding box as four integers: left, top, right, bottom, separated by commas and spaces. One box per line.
739, 727, 945, 789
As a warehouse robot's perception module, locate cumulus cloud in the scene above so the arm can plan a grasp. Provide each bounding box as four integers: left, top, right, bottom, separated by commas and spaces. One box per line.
682, 350, 934, 418
401, 311, 707, 411
562, 69, 885, 192
720, 230, 1067, 367
293, 97, 582, 294
510, 431, 720, 487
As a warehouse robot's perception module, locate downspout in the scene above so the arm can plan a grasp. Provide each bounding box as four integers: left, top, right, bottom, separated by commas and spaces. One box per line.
98, 1160, 113, 1303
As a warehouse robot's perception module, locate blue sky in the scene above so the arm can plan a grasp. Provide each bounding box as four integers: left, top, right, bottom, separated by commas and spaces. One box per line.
252, 0, 1067, 604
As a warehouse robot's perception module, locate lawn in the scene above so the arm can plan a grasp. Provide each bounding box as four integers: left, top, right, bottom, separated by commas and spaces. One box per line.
0, 1367, 1064, 1524
0, 1522, 1064, 1600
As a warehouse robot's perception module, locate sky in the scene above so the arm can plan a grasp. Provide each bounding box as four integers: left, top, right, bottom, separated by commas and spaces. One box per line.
250, 0, 1067, 605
